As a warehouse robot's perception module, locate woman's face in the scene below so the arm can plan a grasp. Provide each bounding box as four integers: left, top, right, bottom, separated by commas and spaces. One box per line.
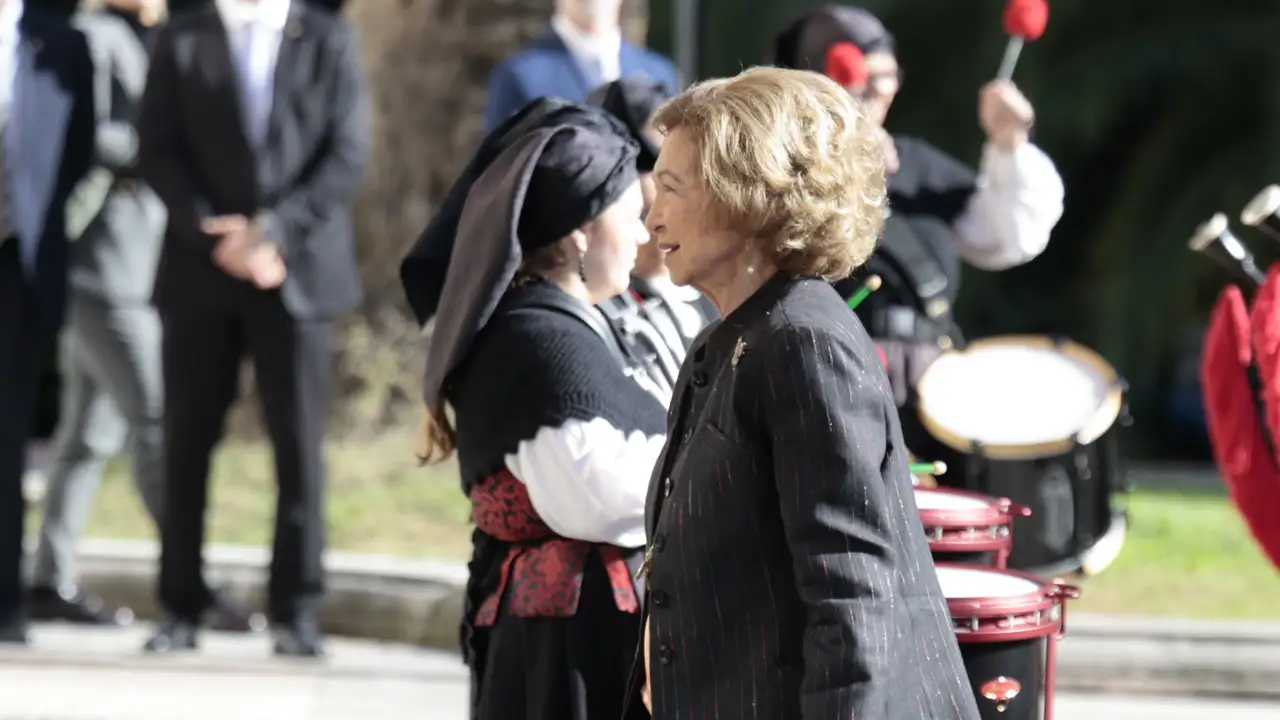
582, 179, 648, 303
858, 50, 901, 126
645, 128, 746, 292
631, 173, 667, 278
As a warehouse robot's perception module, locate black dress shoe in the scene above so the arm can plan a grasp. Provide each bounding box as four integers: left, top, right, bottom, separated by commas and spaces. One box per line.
272, 618, 325, 658
142, 616, 199, 653
28, 587, 134, 626
0, 614, 29, 645
205, 590, 267, 634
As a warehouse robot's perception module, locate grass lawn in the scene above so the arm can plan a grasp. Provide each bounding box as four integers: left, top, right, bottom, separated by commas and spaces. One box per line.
67, 434, 1280, 619
1070, 488, 1280, 619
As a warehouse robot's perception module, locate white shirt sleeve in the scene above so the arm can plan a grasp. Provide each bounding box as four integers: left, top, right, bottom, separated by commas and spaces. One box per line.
505, 417, 665, 548
951, 142, 1066, 271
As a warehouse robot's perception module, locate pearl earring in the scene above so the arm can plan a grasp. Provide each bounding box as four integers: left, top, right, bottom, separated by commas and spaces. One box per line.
746, 265, 756, 275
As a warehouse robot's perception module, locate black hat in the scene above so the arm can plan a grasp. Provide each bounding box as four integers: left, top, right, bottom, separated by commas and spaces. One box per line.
586, 77, 673, 172
399, 98, 637, 325
770, 4, 895, 73
410, 115, 639, 415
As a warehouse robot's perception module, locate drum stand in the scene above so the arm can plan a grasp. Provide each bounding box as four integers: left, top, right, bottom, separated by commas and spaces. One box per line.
1042, 582, 1081, 720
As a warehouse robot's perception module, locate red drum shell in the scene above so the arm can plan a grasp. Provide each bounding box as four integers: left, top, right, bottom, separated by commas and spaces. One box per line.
916, 487, 1017, 554
936, 563, 1078, 644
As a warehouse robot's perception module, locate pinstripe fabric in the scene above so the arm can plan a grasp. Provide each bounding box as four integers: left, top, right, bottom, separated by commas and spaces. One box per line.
635, 274, 979, 719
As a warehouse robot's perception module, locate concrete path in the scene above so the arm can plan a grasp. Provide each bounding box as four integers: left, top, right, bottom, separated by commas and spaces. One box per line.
2, 624, 1280, 719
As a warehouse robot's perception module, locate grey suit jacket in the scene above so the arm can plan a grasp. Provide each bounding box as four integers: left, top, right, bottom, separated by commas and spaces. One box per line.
635, 274, 980, 719
66, 10, 165, 303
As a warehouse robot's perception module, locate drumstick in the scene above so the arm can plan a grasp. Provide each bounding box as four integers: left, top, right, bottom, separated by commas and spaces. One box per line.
910, 461, 947, 476
846, 274, 882, 310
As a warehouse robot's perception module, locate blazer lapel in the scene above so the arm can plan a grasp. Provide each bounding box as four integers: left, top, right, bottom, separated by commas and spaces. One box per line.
537, 32, 594, 99
644, 355, 698, 538
13, 29, 68, 247
618, 43, 650, 82
262, 4, 309, 155
199, 8, 252, 153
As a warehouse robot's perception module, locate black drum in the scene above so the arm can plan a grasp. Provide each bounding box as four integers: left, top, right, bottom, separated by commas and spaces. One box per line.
915, 335, 1131, 577
937, 563, 1081, 720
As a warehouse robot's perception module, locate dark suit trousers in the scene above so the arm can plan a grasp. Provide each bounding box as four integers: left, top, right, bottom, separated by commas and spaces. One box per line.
158, 291, 331, 624
0, 241, 48, 619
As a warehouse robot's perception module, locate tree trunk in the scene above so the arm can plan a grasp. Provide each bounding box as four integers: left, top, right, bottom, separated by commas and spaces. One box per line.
323, 0, 650, 433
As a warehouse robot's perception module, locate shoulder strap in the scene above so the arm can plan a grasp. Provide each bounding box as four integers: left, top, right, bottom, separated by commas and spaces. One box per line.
875, 213, 955, 321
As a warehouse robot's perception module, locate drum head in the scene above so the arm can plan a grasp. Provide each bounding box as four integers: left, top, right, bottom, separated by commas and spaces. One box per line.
936, 565, 1041, 600
915, 335, 1124, 460
915, 488, 992, 511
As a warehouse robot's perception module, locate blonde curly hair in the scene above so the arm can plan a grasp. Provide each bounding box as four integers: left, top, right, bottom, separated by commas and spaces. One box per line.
651, 66, 888, 279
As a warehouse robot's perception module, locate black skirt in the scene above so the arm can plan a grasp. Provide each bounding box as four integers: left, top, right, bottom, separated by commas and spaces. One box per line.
474, 550, 647, 720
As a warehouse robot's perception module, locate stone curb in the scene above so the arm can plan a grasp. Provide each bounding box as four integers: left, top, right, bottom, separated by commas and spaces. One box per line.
66, 539, 468, 651
49, 539, 1280, 699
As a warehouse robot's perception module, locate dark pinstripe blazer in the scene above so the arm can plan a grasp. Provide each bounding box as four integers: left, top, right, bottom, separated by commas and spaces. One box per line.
634, 274, 979, 719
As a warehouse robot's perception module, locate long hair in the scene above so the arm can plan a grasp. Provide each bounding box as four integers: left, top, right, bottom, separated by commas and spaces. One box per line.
415, 405, 456, 465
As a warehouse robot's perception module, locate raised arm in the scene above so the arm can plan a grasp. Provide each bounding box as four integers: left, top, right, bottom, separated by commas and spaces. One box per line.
952, 141, 1065, 271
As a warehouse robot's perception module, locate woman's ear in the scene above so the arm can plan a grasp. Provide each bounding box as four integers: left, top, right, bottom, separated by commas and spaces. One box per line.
567, 228, 590, 256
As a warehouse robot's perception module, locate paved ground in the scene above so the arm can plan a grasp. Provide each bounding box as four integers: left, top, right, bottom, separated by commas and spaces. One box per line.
1, 625, 1279, 719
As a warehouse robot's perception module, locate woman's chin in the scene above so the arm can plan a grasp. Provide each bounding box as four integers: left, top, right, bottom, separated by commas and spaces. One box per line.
666, 262, 693, 288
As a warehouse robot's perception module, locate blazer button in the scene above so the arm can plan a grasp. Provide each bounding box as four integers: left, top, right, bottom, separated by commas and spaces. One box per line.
663, 476, 672, 498
692, 370, 709, 387
657, 643, 675, 665
652, 534, 666, 552
652, 589, 670, 607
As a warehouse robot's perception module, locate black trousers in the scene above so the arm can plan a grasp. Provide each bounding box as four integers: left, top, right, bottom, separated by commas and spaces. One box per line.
157, 293, 332, 624
0, 241, 47, 620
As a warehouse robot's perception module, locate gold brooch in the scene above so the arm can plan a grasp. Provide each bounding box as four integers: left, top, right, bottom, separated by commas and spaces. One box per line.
732, 337, 747, 367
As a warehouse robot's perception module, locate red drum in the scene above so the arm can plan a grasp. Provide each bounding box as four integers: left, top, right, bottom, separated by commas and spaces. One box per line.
936, 564, 1081, 720
915, 487, 1031, 568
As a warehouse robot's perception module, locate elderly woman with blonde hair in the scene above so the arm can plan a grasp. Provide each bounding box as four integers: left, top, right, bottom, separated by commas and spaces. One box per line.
629, 66, 980, 719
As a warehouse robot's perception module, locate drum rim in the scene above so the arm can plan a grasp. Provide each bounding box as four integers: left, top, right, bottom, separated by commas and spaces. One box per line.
914, 335, 1125, 461
935, 562, 1061, 614
915, 487, 1010, 525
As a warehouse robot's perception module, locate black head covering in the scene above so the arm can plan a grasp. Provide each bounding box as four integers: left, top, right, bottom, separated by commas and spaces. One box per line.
399, 99, 638, 325
417, 123, 639, 416
769, 4, 896, 72
586, 78, 672, 173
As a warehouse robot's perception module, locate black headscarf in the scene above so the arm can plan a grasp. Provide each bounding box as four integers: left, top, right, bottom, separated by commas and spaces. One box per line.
399, 99, 638, 326
586, 78, 672, 173
416, 117, 639, 417
770, 4, 896, 72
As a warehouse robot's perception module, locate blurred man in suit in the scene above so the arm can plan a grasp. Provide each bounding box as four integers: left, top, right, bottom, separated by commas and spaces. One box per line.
482, 0, 679, 132
30, 0, 263, 635
136, 0, 368, 657
0, 0, 96, 645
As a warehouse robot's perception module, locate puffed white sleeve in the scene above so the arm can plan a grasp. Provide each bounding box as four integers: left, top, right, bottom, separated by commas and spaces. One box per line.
505, 418, 665, 548
952, 141, 1065, 271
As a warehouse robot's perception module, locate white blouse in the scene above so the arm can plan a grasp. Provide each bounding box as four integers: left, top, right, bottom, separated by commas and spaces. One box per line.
505, 417, 665, 548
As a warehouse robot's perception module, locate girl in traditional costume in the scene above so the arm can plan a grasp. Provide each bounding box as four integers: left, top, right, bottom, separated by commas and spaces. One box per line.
400, 101, 665, 720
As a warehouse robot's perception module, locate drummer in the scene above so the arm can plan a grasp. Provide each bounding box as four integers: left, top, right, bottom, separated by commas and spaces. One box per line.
769, 5, 1065, 448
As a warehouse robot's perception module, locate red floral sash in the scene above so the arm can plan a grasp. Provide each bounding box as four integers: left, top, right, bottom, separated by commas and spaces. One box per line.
470, 468, 639, 626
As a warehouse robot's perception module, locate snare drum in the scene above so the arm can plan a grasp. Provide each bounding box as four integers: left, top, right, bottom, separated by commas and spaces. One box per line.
936, 563, 1080, 720
915, 487, 1030, 568
915, 335, 1130, 576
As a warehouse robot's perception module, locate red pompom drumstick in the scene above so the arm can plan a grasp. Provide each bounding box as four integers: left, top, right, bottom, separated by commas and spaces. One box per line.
997, 0, 1049, 81
825, 42, 868, 90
